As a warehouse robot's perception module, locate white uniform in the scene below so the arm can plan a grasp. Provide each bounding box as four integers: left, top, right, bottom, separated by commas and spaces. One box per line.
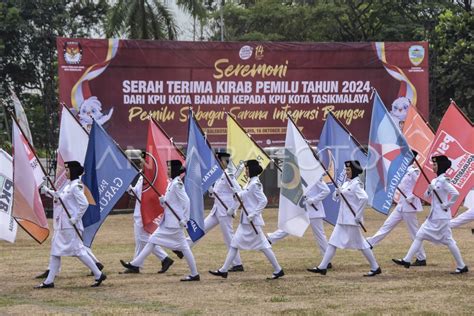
131, 176, 199, 277
129, 176, 168, 266
187, 170, 243, 266
328, 177, 370, 249
43, 179, 103, 284
148, 177, 190, 250
219, 176, 282, 274
402, 173, 466, 269
368, 165, 426, 261
317, 176, 380, 272
268, 177, 330, 258
231, 176, 271, 250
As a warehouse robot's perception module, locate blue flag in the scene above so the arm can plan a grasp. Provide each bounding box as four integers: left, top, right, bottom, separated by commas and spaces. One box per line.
366, 92, 414, 214
317, 113, 367, 225
82, 121, 139, 247
185, 112, 223, 242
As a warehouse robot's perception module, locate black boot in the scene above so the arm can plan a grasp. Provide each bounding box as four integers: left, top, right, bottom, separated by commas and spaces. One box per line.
172, 250, 184, 259
412, 259, 426, 266
158, 257, 174, 274
35, 269, 50, 279
327, 263, 333, 269
364, 267, 382, 277
119, 260, 140, 273
229, 264, 244, 272
267, 269, 285, 280
392, 258, 410, 269
209, 270, 228, 279
91, 273, 107, 287
180, 274, 200, 282
307, 267, 327, 275
450, 266, 469, 274
34, 282, 54, 289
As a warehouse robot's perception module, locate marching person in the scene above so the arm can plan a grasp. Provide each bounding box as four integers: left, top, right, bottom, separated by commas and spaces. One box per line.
267, 175, 332, 269
120, 160, 200, 281
209, 160, 285, 280
35, 161, 106, 288
450, 189, 474, 229
120, 153, 175, 274
186, 152, 245, 272
308, 160, 381, 277
367, 151, 427, 266
393, 155, 468, 274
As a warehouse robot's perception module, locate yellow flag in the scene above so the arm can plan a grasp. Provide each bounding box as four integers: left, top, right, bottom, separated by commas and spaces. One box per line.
226, 115, 271, 186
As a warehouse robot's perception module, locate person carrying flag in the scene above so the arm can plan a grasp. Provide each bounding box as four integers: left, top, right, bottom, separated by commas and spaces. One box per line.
267, 175, 332, 269
186, 151, 245, 272
308, 160, 381, 277
120, 151, 175, 274
367, 150, 427, 266
393, 155, 468, 274
121, 160, 200, 281
450, 190, 474, 229
35, 161, 106, 288
209, 160, 285, 280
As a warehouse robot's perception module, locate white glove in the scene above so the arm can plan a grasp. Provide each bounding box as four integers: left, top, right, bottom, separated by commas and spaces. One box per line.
247, 213, 256, 221
179, 219, 188, 228
232, 187, 240, 194
69, 217, 78, 225
405, 195, 415, 203
159, 196, 166, 206
335, 187, 342, 195
441, 202, 450, 210
208, 186, 214, 195
428, 183, 436, 191
40, 185, 49, 195
306, 198, 316, 206
355, 217, 362, 224
226, 207, 236, 217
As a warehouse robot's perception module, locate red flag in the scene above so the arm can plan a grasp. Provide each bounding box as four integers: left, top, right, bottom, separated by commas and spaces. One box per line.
412, 103, 474, 215
140, 119, 185, 233
402, 105, 435, 167
12, 121, 49, 243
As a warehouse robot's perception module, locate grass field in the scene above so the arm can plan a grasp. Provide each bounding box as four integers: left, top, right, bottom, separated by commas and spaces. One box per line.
1, 207, 474, 315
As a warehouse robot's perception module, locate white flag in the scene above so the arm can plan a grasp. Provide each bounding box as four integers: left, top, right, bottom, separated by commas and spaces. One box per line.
55, 106, 89, 191
10, 88, 33, 146
0, 149, 17, 243
278, 119, 325, 237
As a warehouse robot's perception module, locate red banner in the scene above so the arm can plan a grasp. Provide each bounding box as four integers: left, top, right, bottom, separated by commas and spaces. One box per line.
413, 103, 474, 215
57, 38, 429, 148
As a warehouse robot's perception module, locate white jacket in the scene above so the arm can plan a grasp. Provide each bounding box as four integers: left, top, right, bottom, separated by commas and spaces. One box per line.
305, 177, 330, 219
209, 170, 242, 217
394, 165, 423, 213
160, 176, 190, 228
234, 176, 267, 226
48, 179, 89, 231
425, 173, 459, 220
333, 176, 368, 226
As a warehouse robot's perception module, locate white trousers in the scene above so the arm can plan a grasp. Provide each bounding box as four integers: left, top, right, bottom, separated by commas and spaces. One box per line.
134, 223, 168, 267
368, 211, 426, 261
318, 245, 379, 271
451, 208, 474, 228
268, 218, 328, 257
187, 213, 242, 266
44, 254, 101, 285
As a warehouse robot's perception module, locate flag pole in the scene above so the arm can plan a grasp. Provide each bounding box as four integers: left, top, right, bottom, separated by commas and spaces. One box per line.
5, 106, 84, 241
413, 159, 447, 212
328, 112, 418, 211
286, 113, 369, 234
190, 109, 259, 234
226, 112, 282, 172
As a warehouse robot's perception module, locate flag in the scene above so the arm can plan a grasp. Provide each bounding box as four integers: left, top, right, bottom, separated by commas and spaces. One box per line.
0, 149, 17, 243
12, 121, 49, 243
366, 92, 414, 214
317, 113, 367, 225
82, 121, 138, 247
402, 105, 435, 167
185, 112, 223, 241
226, 114, 271, 187
10, 88, 33, 145
278, 119, 325, 237
141, 119, 185, 234
413, 103, 474, 215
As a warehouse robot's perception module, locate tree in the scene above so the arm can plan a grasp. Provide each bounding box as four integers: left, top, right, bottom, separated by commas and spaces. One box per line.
106, 0, 178, 40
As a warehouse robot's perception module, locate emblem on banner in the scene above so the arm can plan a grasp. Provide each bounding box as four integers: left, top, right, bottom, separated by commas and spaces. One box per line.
255, 45, 264, 60
0, 173, 13, 215
408, 45, 424, 66
63, 41, 83, 64
239, 45, 253, 60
